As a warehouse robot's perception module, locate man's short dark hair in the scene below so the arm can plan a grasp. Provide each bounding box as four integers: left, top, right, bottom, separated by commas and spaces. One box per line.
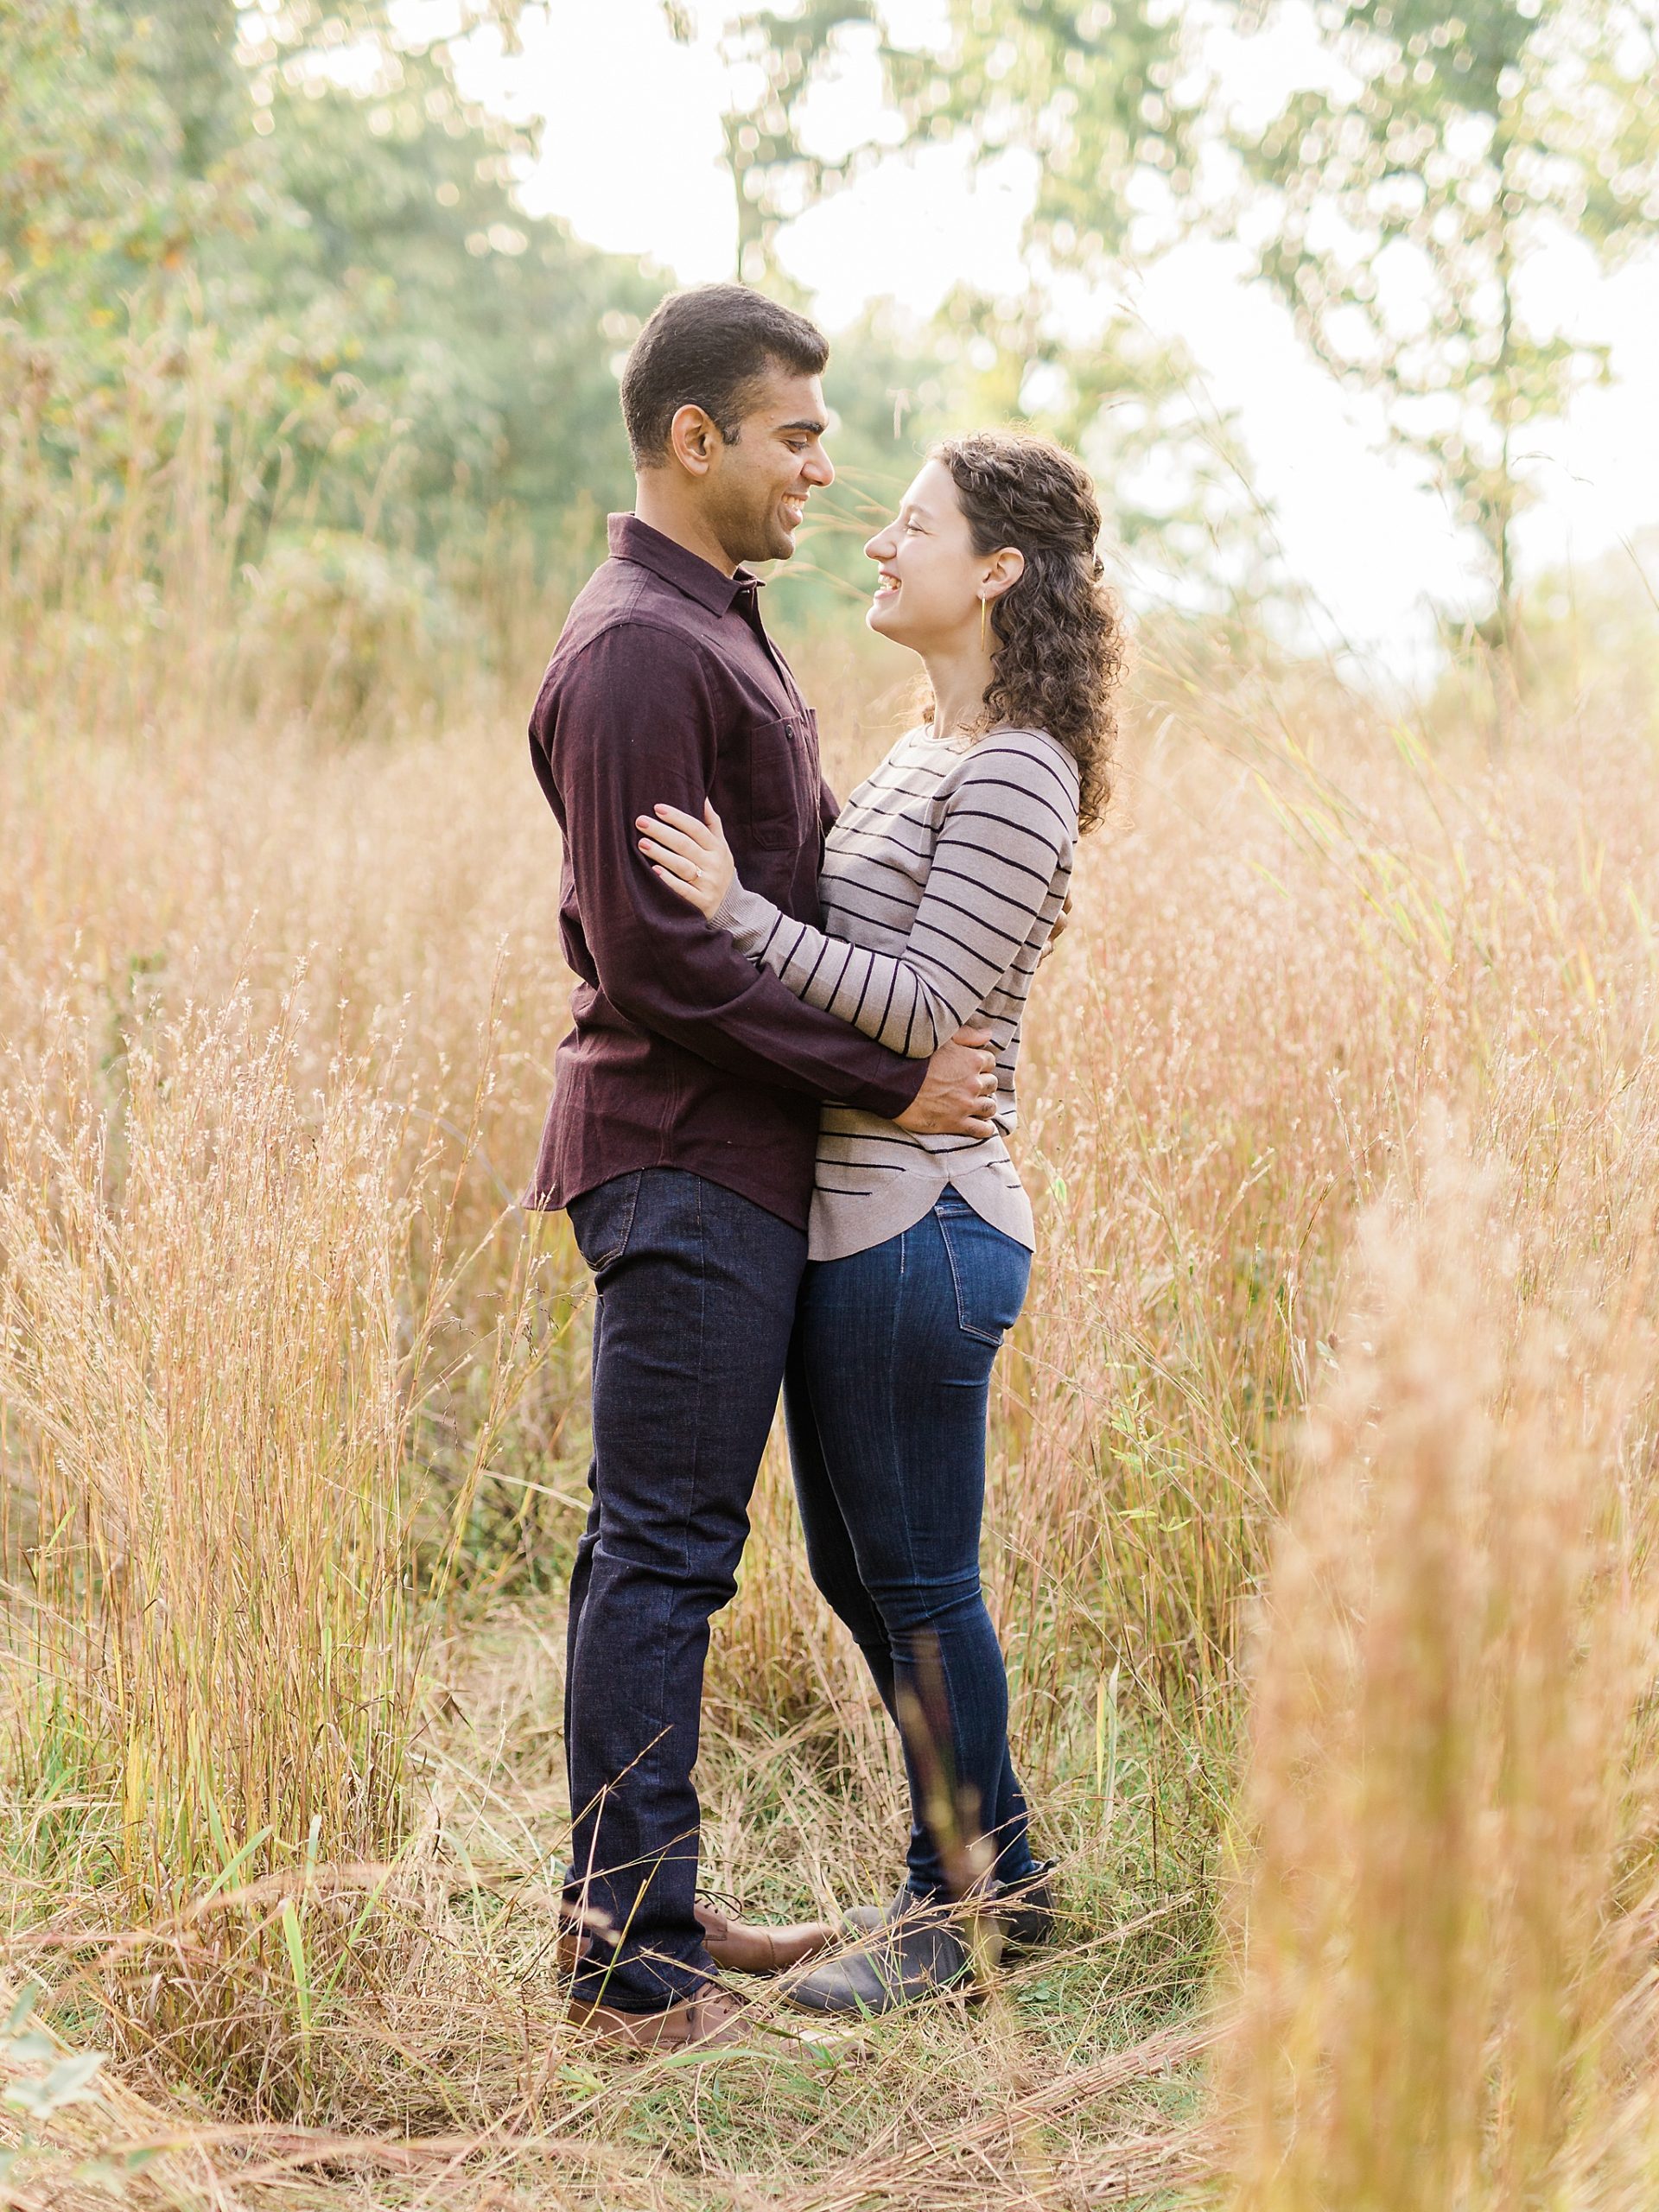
620, 284, 830, 469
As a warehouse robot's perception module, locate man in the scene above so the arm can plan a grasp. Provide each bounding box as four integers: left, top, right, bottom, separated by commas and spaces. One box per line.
527, 284, 999, 2054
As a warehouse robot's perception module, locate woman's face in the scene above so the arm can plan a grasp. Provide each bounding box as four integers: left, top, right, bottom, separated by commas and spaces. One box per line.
862, 459, 988, 651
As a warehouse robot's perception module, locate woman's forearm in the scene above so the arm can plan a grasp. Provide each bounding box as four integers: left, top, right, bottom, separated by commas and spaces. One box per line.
711, 882, 956, 1057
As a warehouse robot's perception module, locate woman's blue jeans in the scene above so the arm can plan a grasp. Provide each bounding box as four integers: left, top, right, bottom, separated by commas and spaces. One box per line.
783, 1186, 1039, 1901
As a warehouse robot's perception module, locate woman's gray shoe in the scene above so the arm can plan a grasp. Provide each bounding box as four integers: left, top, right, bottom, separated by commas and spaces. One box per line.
988, 1859, 1058, 1955
842, 1861, 1058, 1958
842, 1883, 921, 1940
785, 1910, 974, 2016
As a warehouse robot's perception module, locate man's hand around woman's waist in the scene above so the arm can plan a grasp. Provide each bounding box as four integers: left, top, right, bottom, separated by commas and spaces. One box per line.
895, 1028, 999, 1139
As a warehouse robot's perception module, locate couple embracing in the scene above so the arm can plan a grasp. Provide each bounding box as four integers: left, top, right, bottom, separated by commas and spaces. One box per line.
527, 283, 1122, 2053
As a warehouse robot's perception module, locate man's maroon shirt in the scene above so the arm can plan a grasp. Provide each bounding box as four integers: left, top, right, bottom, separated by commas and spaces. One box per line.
525, 514, 926, 1231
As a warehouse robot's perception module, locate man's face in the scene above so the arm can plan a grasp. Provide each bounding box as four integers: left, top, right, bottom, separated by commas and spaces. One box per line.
701, 366, 835, 567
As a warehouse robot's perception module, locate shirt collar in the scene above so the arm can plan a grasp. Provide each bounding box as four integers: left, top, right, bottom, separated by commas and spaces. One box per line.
607, 512, 762, 617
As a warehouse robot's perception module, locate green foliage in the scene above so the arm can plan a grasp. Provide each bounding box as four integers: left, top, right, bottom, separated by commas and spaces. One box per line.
721, 3, 1284, 606
1, 0, 652, 594
0, 1, 224, 336
723, 0, 1190, 280
719, 1, 887, 282
111, 0, 245, 175
728, 0, 1659, 636
1232, 0, 1659, 632
0, 1984, 111, 2196
227, 40, 655, 543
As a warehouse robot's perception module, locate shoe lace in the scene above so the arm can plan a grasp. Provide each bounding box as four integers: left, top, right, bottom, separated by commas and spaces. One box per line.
692, 1984, 745, 2029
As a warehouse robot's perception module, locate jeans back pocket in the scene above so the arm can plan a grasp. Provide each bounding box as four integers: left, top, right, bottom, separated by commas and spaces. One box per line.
934, 1192, 1031, 1344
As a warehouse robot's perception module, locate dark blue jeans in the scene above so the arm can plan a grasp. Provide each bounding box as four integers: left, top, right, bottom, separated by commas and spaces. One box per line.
784, 1187, 1039, 1901
563, 1168, 806, 2011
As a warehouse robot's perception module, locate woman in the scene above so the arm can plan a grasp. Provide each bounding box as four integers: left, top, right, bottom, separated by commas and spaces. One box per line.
636, 429, 1122, 2013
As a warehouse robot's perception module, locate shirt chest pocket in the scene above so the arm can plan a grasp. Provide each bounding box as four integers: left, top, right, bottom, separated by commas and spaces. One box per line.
741, 709, 818, 850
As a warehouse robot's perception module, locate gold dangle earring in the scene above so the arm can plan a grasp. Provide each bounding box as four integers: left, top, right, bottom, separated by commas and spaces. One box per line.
980, 594, 990, 652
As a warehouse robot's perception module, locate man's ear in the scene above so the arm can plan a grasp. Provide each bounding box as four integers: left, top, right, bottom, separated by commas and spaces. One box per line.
986, 546, 1026, 601
668, 404, 723, 479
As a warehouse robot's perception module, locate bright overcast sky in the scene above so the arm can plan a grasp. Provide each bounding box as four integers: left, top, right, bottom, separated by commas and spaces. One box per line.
452, 0, 1659, 676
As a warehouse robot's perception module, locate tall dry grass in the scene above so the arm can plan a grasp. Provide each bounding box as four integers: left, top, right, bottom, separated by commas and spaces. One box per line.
0, 995, 429, 2106
2, 995, 413, 1880
5, 367, 1659, 2201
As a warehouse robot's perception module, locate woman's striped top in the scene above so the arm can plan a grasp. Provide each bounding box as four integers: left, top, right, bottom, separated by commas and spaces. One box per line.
711, 722, 1078, 1262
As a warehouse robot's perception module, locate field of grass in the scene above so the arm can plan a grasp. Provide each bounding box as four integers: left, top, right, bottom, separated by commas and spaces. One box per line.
5, 431, 1659, 2208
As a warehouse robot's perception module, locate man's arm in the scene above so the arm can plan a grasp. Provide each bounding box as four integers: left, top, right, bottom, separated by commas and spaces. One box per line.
540, 623, 927, 1116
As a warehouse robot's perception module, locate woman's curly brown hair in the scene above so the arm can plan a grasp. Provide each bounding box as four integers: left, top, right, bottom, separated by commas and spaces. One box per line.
926, 429, 1124, 834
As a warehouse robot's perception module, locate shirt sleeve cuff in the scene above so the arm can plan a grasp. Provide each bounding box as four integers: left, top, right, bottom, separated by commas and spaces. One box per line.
709, 879, 779, 955
854, 1056, 928, 1118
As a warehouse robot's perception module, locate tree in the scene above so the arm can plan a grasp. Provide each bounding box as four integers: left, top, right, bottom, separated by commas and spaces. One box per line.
229, 32, 655, 543
0, 1, 223, 333
109, 0, 244, 175
1228, 0, 1659, 668
711, 3, 1284, 603
711, 1, 1187, 285
2, 0, 655, 577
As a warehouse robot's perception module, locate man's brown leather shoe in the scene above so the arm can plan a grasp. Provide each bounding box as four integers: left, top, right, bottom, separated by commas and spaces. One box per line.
568, 1982, 753, 2054
694, 1898, 837, 1974
556, 1898, 836, 1980
568, 1981, 846, 2060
